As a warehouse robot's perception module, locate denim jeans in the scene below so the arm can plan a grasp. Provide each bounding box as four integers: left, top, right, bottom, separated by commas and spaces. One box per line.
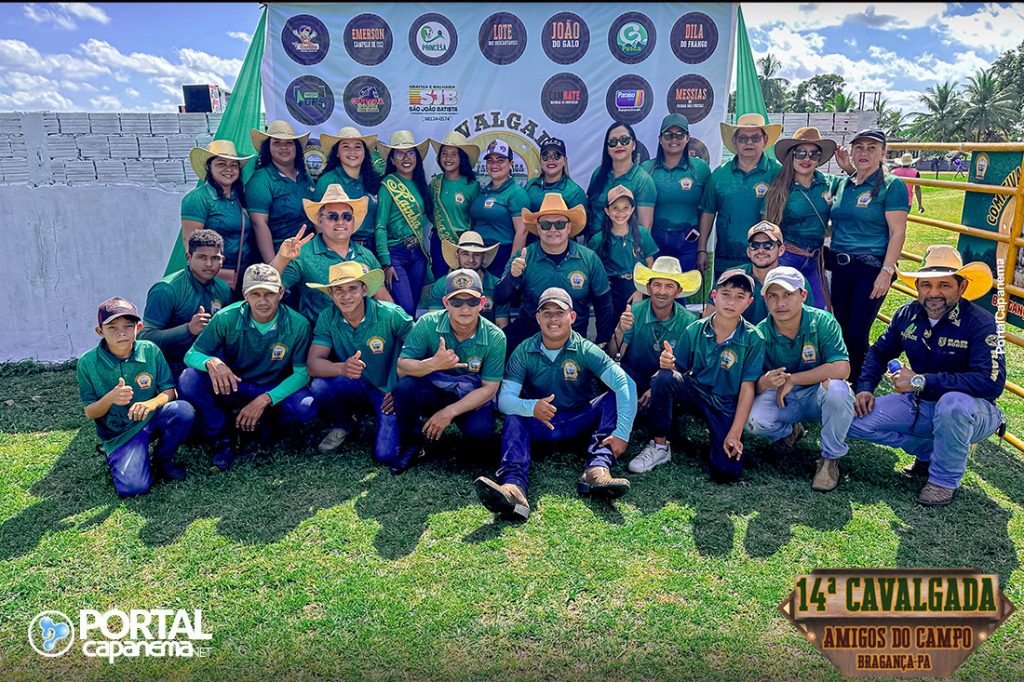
309, 376, 398, 466
104, 400, 195, 497
652, 226, 699, 273
388, 244, 427, 317
746, 381, 854, 458
779, 250, 827, 311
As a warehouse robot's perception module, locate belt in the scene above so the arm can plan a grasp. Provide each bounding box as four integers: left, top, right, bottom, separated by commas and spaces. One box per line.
401, 235, 419, 249
833, 252, 883, 268
786, 243, 821, 258
611, 273, 633, 280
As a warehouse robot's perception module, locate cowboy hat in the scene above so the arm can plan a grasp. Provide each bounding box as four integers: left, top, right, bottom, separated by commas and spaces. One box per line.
895, 153, 916, 167
302, 184, 369, 228
319, 126, 377, 155
305, 260, 384, 297
441, 230, 499, 270
773, 127, 836, 167
430, 131, 481, 166
720, 113, 783, 154
250, 120, 310, 150
377, 130, 431, 160
188, 140, 254, 180
633, 256, 702, 298
896, 245, 993, 301
522, 192, 587, 238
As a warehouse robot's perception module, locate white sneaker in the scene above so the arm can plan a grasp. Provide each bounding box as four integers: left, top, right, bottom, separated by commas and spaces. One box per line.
318, 428, 350, 452
628, 440, 672, 473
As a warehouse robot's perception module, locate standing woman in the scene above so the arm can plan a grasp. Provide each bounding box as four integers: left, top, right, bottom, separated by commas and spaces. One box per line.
182, 140, 255, 294
828, 129, 909, 381
588, 185, 658, 322
471, 139, 531, 277
524, 138, 587, 212
375, 130, 434, 317
585, 120, 657, 241
316, 127, 381, 249
428, 131, 480, 280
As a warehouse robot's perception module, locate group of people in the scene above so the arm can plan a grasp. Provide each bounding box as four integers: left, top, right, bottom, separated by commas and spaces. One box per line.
77, 112, 1007, 515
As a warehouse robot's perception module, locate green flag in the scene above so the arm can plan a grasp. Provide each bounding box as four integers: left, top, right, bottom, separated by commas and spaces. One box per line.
164, 6, 267, 275
733, 6, 775, 160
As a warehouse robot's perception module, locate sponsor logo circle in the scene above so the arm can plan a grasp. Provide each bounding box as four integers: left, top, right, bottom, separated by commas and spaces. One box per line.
343, 76, 391, 127
478, 12, 528, 65
282, 14, 330, 65
605, 74, 653, 125
542, 12, 589, 65
541, 72, 588, 124
666, 74, 714, 124
670, 12, 719, 63
688, 137, 710, 164
409, 13, 458, 66
28, 610, 75, 658
343, 13, 392, 66
285, 75, 335, 126
607, 12, 656, 64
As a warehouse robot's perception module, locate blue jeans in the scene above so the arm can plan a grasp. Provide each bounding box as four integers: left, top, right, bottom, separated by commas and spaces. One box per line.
746, 381, 854, 459
496, 392, 619, 496
487, 243, 514, 278
105, 400, 195, 497
652, 226, 699, 272
309, 376, 398, 465
847, 392, 1003, 489
388, 244, 427, 317
779, 250, 827, 311
429, 229, 451, 281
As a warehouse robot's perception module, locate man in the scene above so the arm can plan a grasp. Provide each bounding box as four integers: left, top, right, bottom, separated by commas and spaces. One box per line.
636, 270, 765, 481
392, 269, 507, 474
140, 229, 231, 376
475, 287, 637, 521
745, 267, 855, 491
698, 114, 783, 279
524, 138, 588, 213
426, 230, 510, 327
306, 262, 412, 461
847, 246, 1005, 507
891, 153, 925, 214
179, 263, 316, 471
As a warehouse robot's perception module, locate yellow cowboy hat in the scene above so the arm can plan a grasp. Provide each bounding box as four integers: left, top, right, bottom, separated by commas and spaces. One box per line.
302, 183, 369, 228
377, 130, 432, 160
897, 245, 993, 301
430, 131, 481, 166
720, 113, 783, 154
319, 126, 378, 155
250, 120, 310, 150
305, 260, 384, 297
633, 256, 702, 298
522, 192, 587, 238
773, 127, 836, 167
188, 140, 254, 180
441, 230, 499, 270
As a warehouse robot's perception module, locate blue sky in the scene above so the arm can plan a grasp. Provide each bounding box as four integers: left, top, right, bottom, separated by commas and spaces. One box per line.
0, 3, 1021, 115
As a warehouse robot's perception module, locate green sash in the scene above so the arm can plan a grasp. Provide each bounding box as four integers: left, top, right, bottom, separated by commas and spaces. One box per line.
382, 175, 430, 260
430, 175, 459, 244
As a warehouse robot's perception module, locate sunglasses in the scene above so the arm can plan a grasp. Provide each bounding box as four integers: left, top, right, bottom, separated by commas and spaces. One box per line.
792, 149, 823, 161
541, 151, 563, 162
661, 131, 687, 141
323, 211, 354, 223
735, 134, 765, 145
448, 296, 482, 308
747, 240, 780, 251
392, 149, 418, 160
538, 220, 570, 231
606, 135, 633, 148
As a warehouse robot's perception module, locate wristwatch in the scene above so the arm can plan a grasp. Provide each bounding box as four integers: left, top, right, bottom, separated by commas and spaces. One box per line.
910, 374, 925, 393
881, 264, 895, 274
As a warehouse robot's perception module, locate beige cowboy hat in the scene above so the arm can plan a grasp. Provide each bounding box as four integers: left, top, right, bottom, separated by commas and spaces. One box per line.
188, 140, 254, 180
305, 260, 384, 296
896, 153, 917, 167
773, 127, 836, 167
319, 126, 378, 155
721, 113, 783, 154
522, 192, 587, 237
377, 130, 432, 160
441, 230, 499, 270
633, 256, 702, 298
250, 119, 310, 150
302, 183, 369, 228
897, 245, 993, 301
430, 131, 481, 166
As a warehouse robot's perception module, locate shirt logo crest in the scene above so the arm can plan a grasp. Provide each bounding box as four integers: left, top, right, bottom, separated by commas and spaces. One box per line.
483, 197, 496, 209
367, 336, 385, 354
679, 177, 693, 191
454, 192, 465, 204
822, 191, 833, 205
801, 343, 817, 363
719, 348, 737, 370
271, 343, 288, 361
754, 182, 768, 198
568, 271, 586, 289
467, 357, 482, 373
210, 300, 223, 314
135, 373, 153, 390
856, 191, 872, 208
562, 360, 579, 381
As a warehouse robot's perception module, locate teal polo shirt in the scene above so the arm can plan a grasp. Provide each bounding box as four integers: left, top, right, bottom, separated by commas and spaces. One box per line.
245, 165, 317, 248
281, 234, 381, 323
505, 330, 615, 410
674, 314, 766, 413
315, 167, 379, 241
470, 177, 531, 246
426, 269, 510, 322
588, 164, 657, 234
830, 168, 910, 256
504, 241, 611, 320
431, 174, 479, 240
756, 304, 848, 374
767, 171, 839, 251
141, 268, 232, 361
524, 175, 588, 212
180, 183, 252, 272
77, 339, 175, 452
640, 156, 711, 233
587, 226, 659, 277
311, 297, 412, 392
375, 174, 428, 265
710, 263, 814, 325
621, 298, 699, 381
191, 301, 311, 386
400, 310, 507, 382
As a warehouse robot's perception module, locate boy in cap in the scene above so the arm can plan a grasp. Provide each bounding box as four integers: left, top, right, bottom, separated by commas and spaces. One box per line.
78, 297, 195, 496
524, 138, 588, 213
179, 263, 315, 471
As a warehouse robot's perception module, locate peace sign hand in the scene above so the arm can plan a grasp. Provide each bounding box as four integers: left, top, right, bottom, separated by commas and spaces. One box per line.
277, 224, 314, 261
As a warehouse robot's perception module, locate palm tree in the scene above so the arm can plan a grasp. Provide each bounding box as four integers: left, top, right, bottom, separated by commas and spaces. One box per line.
961, 68, 1017, 141
874, 99, 913, 138
909, 81, 963, 141
756, 53, 789, 111
825, 91, 856, 112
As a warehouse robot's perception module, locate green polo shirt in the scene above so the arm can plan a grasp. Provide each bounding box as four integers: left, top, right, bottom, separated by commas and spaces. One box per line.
180, 183, 252, 272
141, 268, 232, 362
766, 171, 839, 251
245, 165, 317, 248
431, 174, 479, 241
470, 177, 531, 246
621, 298, 699, 380
756, 304, 848, 374
587, 226, 659, 277
699, 154, 783, 271
426, 269, 510, 321
710, 263, 814, 325
77, 339, 175, 452
191, 301, 311, 386
505, 240, 611, 320
524, 175, 588, 212
314, 167, 379, 241
506, 330, 615, 410
312, 297, 412, 392
375, 174, 428, 265
281, 234, 381, 323
588, 164, 657, 234
830, 168, 910, 256
640, 156, 711, 233
400, 310, 506, 382
675, 314, 766, 413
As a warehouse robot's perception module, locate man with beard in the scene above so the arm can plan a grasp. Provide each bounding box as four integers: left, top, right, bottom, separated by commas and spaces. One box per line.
426, 231, 510, 326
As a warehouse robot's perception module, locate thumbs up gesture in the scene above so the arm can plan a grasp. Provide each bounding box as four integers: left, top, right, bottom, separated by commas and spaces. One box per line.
341, 350, 366, 379
431, 337, 467, 371
659, 340, 676, 370
617, 303, 634, 334
188, 305, 211, 336
108, 377, 134, 406
532, 393, 557, 429
510, 247, 528, 278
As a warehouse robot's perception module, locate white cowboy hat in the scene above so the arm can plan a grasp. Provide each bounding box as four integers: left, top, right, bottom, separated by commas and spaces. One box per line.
441, 230, 499, 270
720, 113, 783, 154
430, 131, 481, 167
377, 130, 431, 160
319, 126, 378, 155
250, 120, 310, 150
188, 140, 254, 180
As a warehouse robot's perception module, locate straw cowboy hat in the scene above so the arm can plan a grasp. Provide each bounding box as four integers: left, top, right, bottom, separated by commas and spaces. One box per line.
773, 127, 836, 167
895, 153, 917, 167
521, 192, 587, 238
377, 130, 431, 159
897, 245, 993, 301
250, 120, 310, 150
302, 183, 369, 228
305, 260, 384, 296
319, 126, 377, 154
430, 131, 481, 166
633, 256, 702, 298
189, 140, 254, 180
720, 113, 783, 154
441, 230, 499, 270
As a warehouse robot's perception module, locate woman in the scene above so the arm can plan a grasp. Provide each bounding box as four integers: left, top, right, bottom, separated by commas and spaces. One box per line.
524, 137, 587, 212
316, 127, 381, 249
245, 120, 317, 264
428, 131, 480, 280
639, 114, 710, 273
470, 138, 531, 276
182, 140, 255, 293
585, 120, 657, 241
587, 185, 658, 321
828, 129, 909, 381
375, 130, 434, 317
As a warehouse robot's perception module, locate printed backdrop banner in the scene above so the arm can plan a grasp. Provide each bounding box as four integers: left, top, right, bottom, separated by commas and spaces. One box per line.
262, 3, 737, 182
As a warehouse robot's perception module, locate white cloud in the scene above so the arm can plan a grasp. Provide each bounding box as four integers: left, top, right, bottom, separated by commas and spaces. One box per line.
23, 3, 110, 30
124, 87, 140, 98
744, 3, 945, 31
0, 38, 109, 79
227, 31, 252, 43
937, 3, 1024, 55
79, 39, 242, 90
89, 95, 122, 111
0, 71, 75, 110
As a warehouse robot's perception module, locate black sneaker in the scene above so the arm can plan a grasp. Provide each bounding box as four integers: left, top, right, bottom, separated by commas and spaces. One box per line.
211, 440, 235, 472
155, 459, 187, 482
